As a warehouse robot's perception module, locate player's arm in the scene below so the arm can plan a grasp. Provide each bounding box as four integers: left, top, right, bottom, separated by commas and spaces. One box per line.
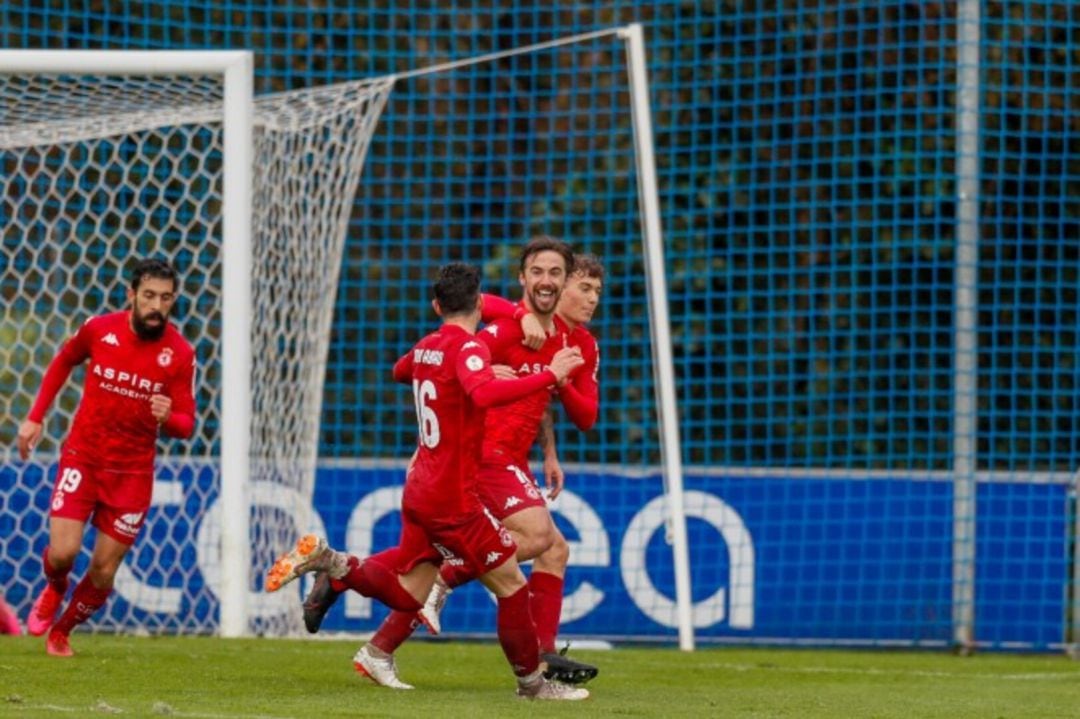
392, 350, 415, 384
538, 408, 566, 499
17, 319, 94, 459
480, 294, 545, 350
155, 354, 197, 438
461, 345, 584, 408
556, 336, 600, 431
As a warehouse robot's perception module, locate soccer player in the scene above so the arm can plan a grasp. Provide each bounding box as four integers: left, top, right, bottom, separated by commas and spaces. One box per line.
265, 262, 589, 700
15, 257, 197, 657
321, 240, 603, 688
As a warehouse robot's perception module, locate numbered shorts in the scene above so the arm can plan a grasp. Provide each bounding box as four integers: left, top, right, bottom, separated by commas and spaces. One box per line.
398, 499, 518, 577
49, 455, 152, 546
476, 461, 547, 521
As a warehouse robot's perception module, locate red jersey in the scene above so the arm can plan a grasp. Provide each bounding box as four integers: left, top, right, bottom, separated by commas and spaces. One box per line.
394, 323, 559, 518
28, 311, 197, 472
478, 313, 599, 465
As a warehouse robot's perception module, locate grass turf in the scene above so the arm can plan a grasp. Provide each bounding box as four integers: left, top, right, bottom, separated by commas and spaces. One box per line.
2, 635, 1079, 718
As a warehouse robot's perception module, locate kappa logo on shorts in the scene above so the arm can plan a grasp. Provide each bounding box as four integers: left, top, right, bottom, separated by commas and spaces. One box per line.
504, 496, 522, 510
484, 551, 503, 565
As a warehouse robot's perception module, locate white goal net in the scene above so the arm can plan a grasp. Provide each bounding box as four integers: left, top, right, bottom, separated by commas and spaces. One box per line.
0, 69, 392, 636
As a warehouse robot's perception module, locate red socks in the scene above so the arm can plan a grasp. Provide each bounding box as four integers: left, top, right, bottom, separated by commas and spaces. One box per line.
42, 547, 70, 596
334, 552, 423, 612
439, 561, 476, 590
527, 571, 564, 654
370, 610, 422, 654
51, 576, 111, 636
496, 585, 540, 676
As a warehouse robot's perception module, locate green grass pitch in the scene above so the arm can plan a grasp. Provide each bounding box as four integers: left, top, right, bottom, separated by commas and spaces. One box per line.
2, 635, 1079, 718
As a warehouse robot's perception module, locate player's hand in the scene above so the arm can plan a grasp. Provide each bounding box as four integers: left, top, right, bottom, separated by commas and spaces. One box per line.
519, 313, 546, 350
16, 420, 42, 461
543, 454, 565, 500
548, 346, 584, 384
549, 346, 584, 383
492, 364, 517, 380
149, 394, 172, 424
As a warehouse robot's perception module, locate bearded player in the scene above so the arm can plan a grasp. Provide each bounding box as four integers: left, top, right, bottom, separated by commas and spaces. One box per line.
16, 257, 196, 657
265, 262, 588, 700
304, 239, 603, 688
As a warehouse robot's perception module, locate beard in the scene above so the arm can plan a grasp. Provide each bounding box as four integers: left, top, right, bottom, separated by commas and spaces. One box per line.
132, 309, 167, 340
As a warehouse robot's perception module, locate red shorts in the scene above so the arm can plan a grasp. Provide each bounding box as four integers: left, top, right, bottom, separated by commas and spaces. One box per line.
397, 494, 517, 577
48, 454, 153, 546
476, 461, 547, 521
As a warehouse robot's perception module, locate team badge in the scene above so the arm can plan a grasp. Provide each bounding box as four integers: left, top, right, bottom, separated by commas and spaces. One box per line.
157, 347, 174, 367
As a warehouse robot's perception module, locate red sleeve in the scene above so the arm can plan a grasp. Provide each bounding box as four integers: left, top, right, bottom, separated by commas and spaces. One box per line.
27, 318, 94, 422
480, 294, 524, 322
557, 333, 600, 430
392, 350, 414, 384
470, 370, 558, 408
454, 337, 557, 408
161, 352, 197, 438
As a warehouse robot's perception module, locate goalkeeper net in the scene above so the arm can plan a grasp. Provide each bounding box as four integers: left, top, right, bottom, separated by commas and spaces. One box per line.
0, 69, 392, 636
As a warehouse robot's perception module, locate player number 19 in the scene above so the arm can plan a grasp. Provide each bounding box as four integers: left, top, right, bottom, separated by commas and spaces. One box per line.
412, 379, 440, 448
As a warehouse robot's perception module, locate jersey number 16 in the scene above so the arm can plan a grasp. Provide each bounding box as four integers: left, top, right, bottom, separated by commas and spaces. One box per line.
412, 379, 440, 448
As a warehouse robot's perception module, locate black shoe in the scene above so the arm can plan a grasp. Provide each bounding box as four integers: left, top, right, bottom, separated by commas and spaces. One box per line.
541, 651, 599, 685
302, 571, 342, 634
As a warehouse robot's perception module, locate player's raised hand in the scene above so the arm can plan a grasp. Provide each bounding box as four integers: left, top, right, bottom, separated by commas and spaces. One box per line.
16, 420, 42, 460
149, 394, 172, 424
492, 363, 517, 380
548, 346, 584, 383
519, 312, 546, 350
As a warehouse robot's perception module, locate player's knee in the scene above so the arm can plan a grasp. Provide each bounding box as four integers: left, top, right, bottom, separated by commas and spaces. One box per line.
544, 531, 570, 568
47, 546, 79, 571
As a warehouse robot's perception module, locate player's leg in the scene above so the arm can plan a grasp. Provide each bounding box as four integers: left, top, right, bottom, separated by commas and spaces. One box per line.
46, 529, 131, 656
27, 517, 84, 636
477, 556, 586, 701
28, 456, 96, 637
503, 507, 599, 684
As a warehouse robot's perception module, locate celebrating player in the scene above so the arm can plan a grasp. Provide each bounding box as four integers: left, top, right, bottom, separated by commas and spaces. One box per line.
265, 262, 589, 700
310, 239, 603, 689
16, 257, 197, 657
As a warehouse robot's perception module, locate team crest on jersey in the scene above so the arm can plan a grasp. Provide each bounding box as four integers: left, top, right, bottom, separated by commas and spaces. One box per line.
157, 347, 173, 367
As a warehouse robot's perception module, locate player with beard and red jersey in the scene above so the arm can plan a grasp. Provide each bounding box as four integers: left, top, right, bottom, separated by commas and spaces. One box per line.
15, 258, 196, 657
313, 239, 602, 689
264, 262, 589, 700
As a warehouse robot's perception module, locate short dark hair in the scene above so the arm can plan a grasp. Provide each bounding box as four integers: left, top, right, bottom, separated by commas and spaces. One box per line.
433, 262, 481, 316
571, 253, 605, 282
519, 235, 575, 275
130, 257, 179, 292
